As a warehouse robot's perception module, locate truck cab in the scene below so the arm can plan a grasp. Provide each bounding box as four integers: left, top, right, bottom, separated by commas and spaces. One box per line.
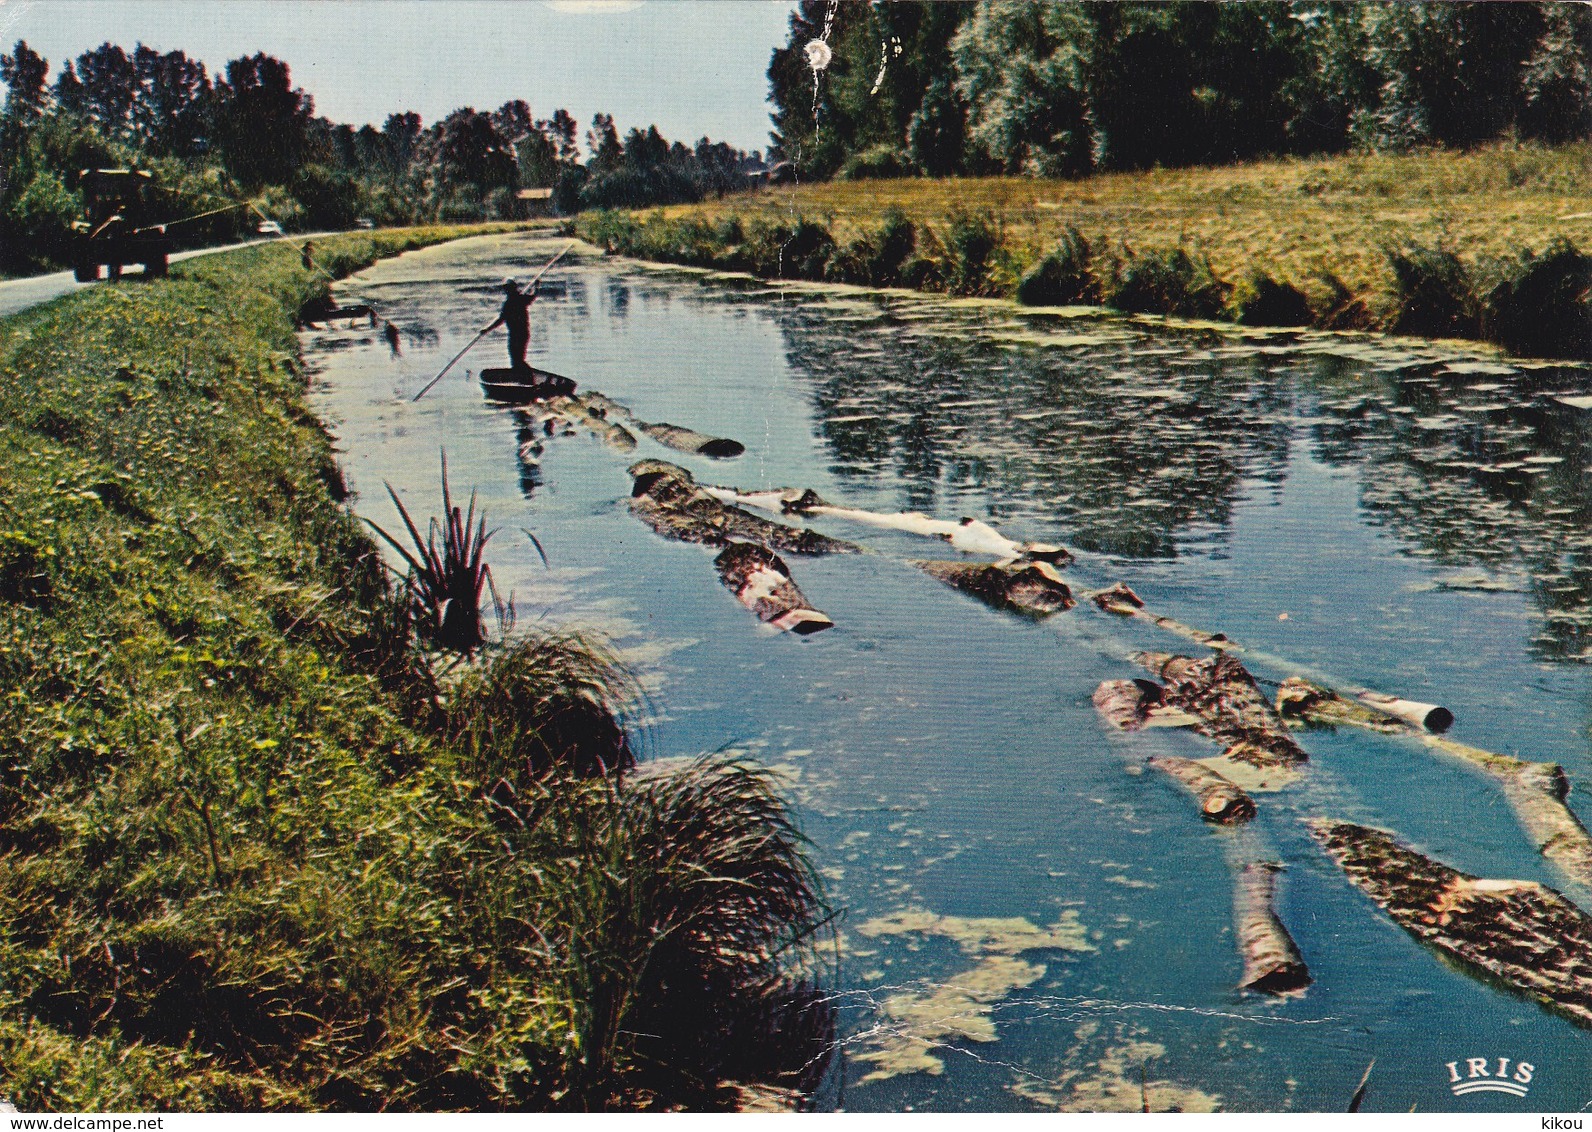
72, 168, 170, 282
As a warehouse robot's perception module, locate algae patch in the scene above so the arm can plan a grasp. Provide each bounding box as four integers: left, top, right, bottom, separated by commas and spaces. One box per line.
850, 910, 1095, 1083
1011, 1025, 1221, 1113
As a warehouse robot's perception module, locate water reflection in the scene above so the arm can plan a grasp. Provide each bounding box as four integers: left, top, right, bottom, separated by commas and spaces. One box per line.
742, 289, 1591, 657
1304, 362, 1592, 662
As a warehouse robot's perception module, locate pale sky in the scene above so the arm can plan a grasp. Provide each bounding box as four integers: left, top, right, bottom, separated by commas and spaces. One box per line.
0, 0, 797, 152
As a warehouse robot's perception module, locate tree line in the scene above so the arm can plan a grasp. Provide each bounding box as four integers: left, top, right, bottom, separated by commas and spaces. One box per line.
770, 0, 1592, 180
0, 40, 764, 274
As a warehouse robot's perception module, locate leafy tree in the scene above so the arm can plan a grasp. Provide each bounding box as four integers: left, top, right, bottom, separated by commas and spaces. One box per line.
211, 53, 314, 189
420, 107, 517, 218
1519, 3, 1592, 144
131, 46, 211, 158
1356, 2, 1545, 149
2, 40, 50, 132
382, 111, 423, 180
545, 108, 579, 162
492, 99, 534, 145
59, 43, 138, 142
767, 0, 879, 178
586, 112, 622, 172
952, 1, 1094, 175
907, 72, 967, 176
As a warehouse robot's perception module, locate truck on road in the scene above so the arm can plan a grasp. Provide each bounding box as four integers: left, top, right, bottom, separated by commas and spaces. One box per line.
71, 168, 170, 282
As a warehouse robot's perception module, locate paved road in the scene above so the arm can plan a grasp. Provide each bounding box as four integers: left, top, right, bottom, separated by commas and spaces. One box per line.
0, 232, 337, 320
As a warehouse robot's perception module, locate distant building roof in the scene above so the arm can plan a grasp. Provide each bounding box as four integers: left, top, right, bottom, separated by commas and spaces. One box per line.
516, 187, 554, 200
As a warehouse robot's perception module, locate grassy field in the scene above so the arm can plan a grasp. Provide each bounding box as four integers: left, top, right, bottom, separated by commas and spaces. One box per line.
0, 225, 828, 1110
580, 142, 1592, 357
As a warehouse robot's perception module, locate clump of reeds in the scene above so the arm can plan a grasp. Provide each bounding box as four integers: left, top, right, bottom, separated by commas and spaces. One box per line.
447, 630, 637, 786
1384, 241, 1479, 338
1016, 227, 1096, 305
367, 453, 513, 655
1483, 237, 1592, 359
1107, 245, 1229, 318
524, 755, 835, 1108
1228, 270, 1314, 327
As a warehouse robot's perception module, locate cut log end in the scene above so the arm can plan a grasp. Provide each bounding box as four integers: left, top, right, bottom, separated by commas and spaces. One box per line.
772, 608, 833, 635
1093, 679, 1164, 731
1092, 581, 1145, 613
714, 542, 833, 634
698, 438, 747, 459
1147, 755, 1256, 824
1234, 862, 1312, 996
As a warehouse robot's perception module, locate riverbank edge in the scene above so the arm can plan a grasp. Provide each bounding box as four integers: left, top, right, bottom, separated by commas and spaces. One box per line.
574, 169, 1592, 362
0, 225, 827, 1109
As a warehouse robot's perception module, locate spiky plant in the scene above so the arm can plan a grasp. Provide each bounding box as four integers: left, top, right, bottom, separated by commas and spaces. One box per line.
367, 452, 512, 655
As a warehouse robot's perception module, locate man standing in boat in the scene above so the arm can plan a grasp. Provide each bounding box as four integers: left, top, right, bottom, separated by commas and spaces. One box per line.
486, 279, 538, 373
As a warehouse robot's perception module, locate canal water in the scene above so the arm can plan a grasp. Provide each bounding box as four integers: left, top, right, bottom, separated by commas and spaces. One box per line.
305, 231, 1592, 1113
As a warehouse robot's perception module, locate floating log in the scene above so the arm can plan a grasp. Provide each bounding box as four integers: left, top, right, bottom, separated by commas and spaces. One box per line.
1275, 677, 1451, 734
573, 391, 744, 457
703, 485, 1069, 562
636, 420, 745, 458
1096, 585, 1451, 732
1093, 678, 1164, 731
714, 542, 832, 635
1309, 818, 1592, 1027
1233, 862, 1311, 995
532, 394, 638, 450
913, 558, 1075, 618
1133, 652, 1307, 769
1278, 679, 1592, 893
628, 460, 859, 556
1146, 756, 1256, 824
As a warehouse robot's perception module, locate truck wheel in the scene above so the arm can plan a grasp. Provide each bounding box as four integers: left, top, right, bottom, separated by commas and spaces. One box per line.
107, 264, 123, 282
145, 253, 168, 278
73, 262, 97, 283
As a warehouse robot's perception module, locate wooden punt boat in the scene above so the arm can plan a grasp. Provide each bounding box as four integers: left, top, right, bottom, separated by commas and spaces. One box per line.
480, 367, 577, 403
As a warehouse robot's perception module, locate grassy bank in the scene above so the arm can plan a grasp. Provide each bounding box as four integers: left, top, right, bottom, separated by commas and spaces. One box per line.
0, 227, 829, 1109
577, 142, 1592, 359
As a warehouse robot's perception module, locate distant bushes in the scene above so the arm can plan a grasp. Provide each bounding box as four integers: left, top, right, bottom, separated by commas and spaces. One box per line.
577, 210, 1592, 359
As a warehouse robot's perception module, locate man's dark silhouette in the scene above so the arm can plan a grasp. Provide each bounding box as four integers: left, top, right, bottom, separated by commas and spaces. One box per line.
486, 279, 538, 371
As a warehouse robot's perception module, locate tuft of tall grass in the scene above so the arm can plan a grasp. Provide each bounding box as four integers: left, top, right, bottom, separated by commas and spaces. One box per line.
1016, 227, 1096, 306
941, 210, 1004, 296
1107, 245, 1229, 318
1384, 241, 1480, 338
447, 631, 637, 787
368, 454, 513, 655
1228, 271, 1314, 327
524, 756, 834, 1108
1482, 237, 1592, 359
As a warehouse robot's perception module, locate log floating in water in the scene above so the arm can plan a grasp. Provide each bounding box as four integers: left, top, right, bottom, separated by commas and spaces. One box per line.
1233, 862, 1311, 995
577, 391, 744, 457
1147, 756, 1256, 824
1310, 818, 1592, 1027
703, 484, 1069, 563
1279, 678, 1592, 893
636, 420, 745, 458
714, 542, 832, 635
628, 460, 859, 556
1097, 584, 1451, 732
1134, 652, 1308, 769
913, 558, 1075, 618
1093, 678, 1164, 730
529, 394, 638, 450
